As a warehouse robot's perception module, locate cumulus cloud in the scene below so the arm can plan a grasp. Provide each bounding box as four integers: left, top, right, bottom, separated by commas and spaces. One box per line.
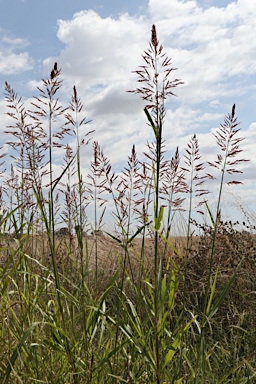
44, 1, 256, 115
146, 0, 256, 103
0, 35, 33, 75
0, 51, 32, 75
44, 10, 148, 88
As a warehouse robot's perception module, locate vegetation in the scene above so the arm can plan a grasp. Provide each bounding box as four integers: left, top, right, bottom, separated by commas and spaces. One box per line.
0, 25, 255, 383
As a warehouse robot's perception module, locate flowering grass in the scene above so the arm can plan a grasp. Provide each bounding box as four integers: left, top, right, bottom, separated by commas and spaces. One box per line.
0, 25, 255, 383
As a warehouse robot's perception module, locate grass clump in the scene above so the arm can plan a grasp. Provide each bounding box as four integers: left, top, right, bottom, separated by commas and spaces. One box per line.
0, 25, 255, 384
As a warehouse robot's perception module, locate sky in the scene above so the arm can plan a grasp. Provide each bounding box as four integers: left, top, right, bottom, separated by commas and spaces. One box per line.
0, 0, 255, 226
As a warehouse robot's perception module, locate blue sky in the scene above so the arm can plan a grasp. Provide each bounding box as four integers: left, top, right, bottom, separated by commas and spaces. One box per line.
0, 0, 255, 224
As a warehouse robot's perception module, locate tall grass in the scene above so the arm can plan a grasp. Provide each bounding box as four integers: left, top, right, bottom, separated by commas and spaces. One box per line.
0, 25, 255, 383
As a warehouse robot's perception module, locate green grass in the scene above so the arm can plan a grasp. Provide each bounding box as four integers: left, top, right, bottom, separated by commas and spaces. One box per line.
0, 25, 255, 383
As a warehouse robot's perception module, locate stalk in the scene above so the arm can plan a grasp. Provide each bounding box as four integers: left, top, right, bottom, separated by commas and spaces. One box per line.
29, 63, 78, 380
130, 24, 183, 383
205, 104, 249, 310
65, 85, 92, 280
198, 105, 249, 382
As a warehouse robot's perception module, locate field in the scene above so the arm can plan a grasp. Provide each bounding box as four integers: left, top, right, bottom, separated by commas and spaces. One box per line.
0, 25, 255, 383
1, 228, 255, 383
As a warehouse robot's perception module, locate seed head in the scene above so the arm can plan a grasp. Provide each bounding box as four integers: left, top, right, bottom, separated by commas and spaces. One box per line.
151, 24, 158, 49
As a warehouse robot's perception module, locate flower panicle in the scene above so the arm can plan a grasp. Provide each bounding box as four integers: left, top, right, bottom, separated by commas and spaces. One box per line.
128, 24, 184, 121
208, 104, 250, 185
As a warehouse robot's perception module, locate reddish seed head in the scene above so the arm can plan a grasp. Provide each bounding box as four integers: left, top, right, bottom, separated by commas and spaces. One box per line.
50, 62, 58, 80
231, 104, 235, 119
151, 24, 158, 48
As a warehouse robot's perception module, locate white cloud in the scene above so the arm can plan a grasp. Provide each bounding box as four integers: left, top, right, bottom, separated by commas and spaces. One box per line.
44, 10, 148, 88
0, 35, 33, 75
209, 99, 220, 108
0, 52, 32, 75
0, 100, 14, 138
247, 122, 256, 134
2, 36, 29, 49
44, 0, 256, 115
147, 0, 256, 103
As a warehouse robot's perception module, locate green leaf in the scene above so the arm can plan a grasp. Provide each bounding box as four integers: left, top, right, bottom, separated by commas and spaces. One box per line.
206, 257, 243, 322
163, 315, 197, 369
144, 108, 159, 138
163, 338, 180, 367
127, 221, 152, 245
204, 201, 215, 228
160, 274, 167, 304
105, 232, 122, 245
174, 378, 184, 384
155, 205, 164, 231
168, 267, 177, 311
207, 273, 237, 320
206, 268, 219, 316
51, 152, 77, 191
152, 225, 182, 258
158, 205, 164, 222
3, 322, 40, 383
